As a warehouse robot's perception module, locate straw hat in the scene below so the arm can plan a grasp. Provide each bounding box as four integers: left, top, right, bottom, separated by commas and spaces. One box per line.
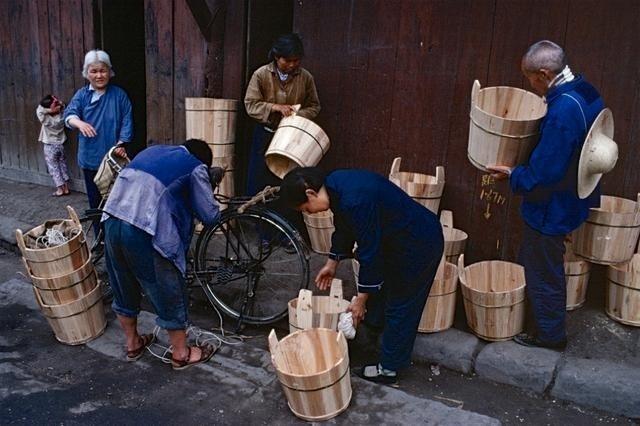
578, 108, 618, 199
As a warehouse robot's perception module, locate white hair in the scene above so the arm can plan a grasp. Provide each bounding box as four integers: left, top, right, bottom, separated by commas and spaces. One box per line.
522, 40, 567, 73
82, 49, 115, 79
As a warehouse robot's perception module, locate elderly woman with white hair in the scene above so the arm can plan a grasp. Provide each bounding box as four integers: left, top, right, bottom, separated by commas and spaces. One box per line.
64, 49, 133, 209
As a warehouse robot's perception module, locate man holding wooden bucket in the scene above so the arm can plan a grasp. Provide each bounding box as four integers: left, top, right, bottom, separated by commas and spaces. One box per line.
279, 167, 444, 384
489, 40, 605, 349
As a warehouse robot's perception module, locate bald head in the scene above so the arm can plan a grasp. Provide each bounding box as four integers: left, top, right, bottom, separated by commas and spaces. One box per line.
522, 40, 567, 74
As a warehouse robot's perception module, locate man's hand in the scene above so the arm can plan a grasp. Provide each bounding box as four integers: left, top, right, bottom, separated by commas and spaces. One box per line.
347, 293, 368, 327
315, 259, 338, 290
486, 165, 513, 181
271, 104, 296, 117
113, 145, 128, 159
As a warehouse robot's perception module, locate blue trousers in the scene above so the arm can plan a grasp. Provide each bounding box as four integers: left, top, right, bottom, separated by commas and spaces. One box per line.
364, 251, 441, 371
104, 217, 190, 330
246, 125, 277, 196
518, 224, 567, 343
82, 168, 101, 209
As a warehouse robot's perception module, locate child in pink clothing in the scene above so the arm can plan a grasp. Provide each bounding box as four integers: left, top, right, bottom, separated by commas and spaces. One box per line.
36, 95, 69, 196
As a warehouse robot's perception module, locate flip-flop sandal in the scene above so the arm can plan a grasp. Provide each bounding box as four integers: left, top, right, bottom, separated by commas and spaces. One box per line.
52, 191, 65, 197
126, 333, 156, 361
171, 343, 217, 371
357, 364, 399, 386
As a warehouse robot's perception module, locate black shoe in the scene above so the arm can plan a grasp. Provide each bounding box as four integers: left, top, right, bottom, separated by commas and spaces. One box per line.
357, 364, 398, 386
513, 333, 567, 350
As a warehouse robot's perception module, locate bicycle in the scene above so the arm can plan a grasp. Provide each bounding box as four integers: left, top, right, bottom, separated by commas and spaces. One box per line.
79, 157, 310, 328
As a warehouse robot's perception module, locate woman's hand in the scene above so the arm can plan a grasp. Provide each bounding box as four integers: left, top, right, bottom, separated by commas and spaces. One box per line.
271, 104, 296, 117
347, 294, 368, 327
113, 144, 128, 159
314, 259, 338, 290
69, 118, 97, 138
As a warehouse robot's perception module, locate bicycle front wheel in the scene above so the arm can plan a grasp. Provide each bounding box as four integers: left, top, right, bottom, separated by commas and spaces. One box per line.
193, 207, 309, 324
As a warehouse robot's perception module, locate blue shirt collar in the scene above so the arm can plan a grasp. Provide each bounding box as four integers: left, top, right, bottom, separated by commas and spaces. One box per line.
546, 75, 583, 104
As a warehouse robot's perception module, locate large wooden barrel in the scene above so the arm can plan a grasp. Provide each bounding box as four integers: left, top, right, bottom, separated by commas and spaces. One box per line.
265, 115, 330, 179
468, 80, 547, 172
185, 97, 238, 158
418, 260, 458, 333
16, 206, 89, 278
458, 255, 526, 341
26, 257, 98, 306
288, 280, 350, 334
565, 242, 590, 310
572, 194, 640, 265
605, 254, 640, 326
33, 281, 106, 345
388, 157, 445, 214
302, 210, 334, 254
440, 210, 468, 264
268, 328, 351, 421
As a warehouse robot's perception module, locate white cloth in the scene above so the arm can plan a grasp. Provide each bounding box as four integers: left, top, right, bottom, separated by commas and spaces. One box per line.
338, 312, 356, 340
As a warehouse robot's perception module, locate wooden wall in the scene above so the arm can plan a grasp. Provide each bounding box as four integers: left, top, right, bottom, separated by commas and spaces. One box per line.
0, 0, 94, 189
294, 0, 640, 263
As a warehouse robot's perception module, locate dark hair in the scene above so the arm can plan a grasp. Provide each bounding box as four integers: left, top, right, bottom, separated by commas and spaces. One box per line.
183, 139, 212, 166
268, 33, 305, 62
279, 167, 326, 208
40, 95, 55, 108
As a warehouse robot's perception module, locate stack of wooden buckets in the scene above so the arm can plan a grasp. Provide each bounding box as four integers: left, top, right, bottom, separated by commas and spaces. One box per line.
572, 194, 640, 326
269, 279, 352, 421
185, 98, 239, 207
16, 206, 106, 345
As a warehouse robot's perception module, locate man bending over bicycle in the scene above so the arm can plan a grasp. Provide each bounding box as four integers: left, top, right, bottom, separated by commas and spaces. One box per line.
102, 138, 223, 370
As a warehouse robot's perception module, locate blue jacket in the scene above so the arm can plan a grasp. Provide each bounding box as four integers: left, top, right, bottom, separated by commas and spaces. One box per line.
103, 145, 220, 274
327, 170, 443, 296
510, 76, 603, 235
64, 84, 133, 169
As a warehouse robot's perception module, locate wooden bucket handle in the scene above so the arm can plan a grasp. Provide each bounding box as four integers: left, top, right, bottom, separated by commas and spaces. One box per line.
66, 205, 81, 227
329, 278, 343, 300
440, 210, 453, 228
389, 157, 402, 176
471, 80, 481, 108
457, 254, 466, 285
291, 104, 301, 114
296, 289, 313, 330
435, 166, 445, 183
15, 228, 27, 253
336, 330, 345, 344
268, 329, 279, 355
21, 257, 34, 277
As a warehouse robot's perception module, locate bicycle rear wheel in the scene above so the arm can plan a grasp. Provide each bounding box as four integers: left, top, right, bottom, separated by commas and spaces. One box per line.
193, 207, 309, 324
79, 209, 105, 264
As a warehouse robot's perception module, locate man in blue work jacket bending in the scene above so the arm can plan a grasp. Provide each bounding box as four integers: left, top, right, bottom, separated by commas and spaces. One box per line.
280, 167, 444, 384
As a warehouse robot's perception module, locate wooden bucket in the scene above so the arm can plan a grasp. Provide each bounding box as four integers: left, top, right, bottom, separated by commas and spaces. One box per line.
265, 115, 330, 179
418, 258, 458, 333
468, 80, 547, 172
440, 210, 468, 264
388, 157, 445, 214
458, 255, 526, 341
268, 328, 351, 422
34, 280, 107, 345
605, 254, 640, 326
288, 280, 350, 334
572, 194, 640, 265
564, 242, 590, 310
27, 257, 98, 306
16, 206, 89, 278
185, 98, 239, 158
302, 210, 334, 254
